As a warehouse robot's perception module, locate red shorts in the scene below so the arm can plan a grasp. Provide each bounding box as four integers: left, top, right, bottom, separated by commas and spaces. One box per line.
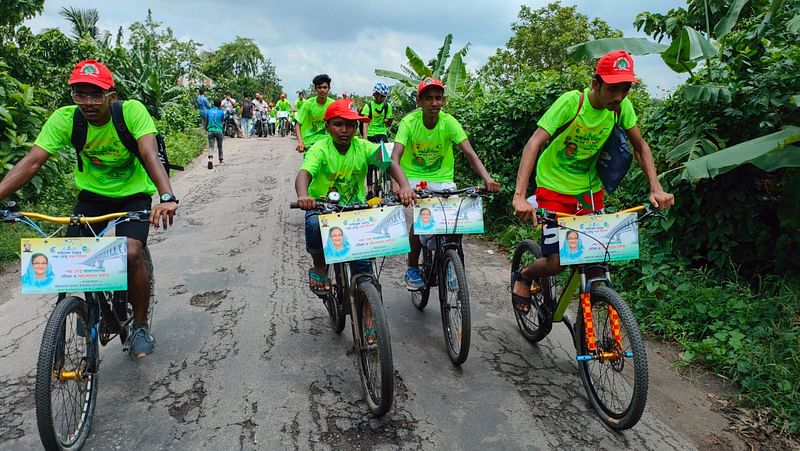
535, 188, 604, 256
534, 187, 604, 215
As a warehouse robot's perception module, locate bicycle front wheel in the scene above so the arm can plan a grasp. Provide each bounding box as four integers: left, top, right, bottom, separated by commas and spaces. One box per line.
354, 281, 393, 416
36, 296, 98, 451
510, 240, 553, 343
324, 265, 346, 334
411, 248, 432, 310
576, 286, 648, 430
439, 249, 470, 365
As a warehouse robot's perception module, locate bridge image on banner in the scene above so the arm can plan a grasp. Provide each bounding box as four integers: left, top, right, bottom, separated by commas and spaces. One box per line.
79, 238, 127, 270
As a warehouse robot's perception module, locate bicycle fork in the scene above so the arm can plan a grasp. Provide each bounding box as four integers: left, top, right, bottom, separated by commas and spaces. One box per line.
575, 293, 631, 363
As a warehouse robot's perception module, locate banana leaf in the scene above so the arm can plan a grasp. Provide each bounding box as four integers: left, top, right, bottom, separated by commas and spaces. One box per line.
374, 69, 417, 86
432, 34, 453, 79
682, 126, 800, 181
405, 47, 432, 78
567, 37, 668, 60
713, 0, 750, 38
444, 52, 466, 97
661, 26, 718, 73
789, 14, 800, 33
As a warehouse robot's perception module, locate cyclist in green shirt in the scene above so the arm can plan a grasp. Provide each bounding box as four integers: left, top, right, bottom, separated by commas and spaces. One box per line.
295, 99, 414, 293
393, 77, 500, 290
510, 50, 674, 313
361, 82, 394, 197
276, 93, 292, 136
295, 74, 335, 152
0, 59, 178, 358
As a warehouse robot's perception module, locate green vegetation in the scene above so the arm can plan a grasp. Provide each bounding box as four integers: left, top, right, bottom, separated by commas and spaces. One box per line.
377, 0, 799, 435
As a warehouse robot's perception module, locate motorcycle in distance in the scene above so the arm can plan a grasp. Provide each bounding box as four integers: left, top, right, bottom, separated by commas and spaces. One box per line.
253, 109, 269, 137
223, 110, 238, 138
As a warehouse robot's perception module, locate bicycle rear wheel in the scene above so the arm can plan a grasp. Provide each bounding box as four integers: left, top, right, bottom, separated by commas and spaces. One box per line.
510, 239, 553, 343
439, 249, 470, 365
576, 286, 648, 430
354, 281, 393, 416
324, 265, 346, 334
410, 248, 432, 310
35, 296, 98, 451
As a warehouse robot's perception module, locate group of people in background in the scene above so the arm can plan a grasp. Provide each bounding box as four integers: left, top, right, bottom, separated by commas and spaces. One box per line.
195, 89, 304, 169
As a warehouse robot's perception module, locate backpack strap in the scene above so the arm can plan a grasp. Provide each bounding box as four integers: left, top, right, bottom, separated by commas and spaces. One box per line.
552, 91, 584, 140
110, 100, 141, 159
71, 109, 89, 172
367, 102, 372, 119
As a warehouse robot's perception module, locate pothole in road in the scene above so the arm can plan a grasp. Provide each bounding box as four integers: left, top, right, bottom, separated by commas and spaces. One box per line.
189, 290, 230, 311
0, 371, 34, 443
306, 365, 426, 450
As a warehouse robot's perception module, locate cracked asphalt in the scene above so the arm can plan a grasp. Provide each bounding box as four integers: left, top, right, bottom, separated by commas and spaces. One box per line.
0, 136, 705, 450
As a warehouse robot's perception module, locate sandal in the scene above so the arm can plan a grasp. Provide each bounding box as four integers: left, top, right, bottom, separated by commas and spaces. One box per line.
308, 267, 331, 297
362, 326, 377, 347
511, 271, 533, 314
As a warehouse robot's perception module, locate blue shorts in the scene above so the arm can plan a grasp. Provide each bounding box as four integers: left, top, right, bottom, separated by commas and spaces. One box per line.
304, 211, 372, 274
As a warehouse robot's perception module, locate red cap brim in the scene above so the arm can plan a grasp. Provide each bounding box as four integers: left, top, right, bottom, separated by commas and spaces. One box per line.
598, 74, 640, 84
327, 112, 369, 122
68, 77, 114, 90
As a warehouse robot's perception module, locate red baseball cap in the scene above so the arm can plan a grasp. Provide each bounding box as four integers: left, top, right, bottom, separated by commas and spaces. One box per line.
595, 50, 639, 84
417, 77, 445, 96
324, 99, 369, 122
68, 59, 114, 90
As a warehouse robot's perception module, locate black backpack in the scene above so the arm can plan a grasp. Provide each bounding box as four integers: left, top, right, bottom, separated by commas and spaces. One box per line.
71, 100, 183, 178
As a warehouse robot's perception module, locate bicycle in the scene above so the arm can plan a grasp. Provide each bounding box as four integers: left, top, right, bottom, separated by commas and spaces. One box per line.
277, 111, 290, 137
410, 186, 488, 366
290, 194, 400, 416
1, 204, 155, 449
510, 204, 661, 430
366, 139, 393, 200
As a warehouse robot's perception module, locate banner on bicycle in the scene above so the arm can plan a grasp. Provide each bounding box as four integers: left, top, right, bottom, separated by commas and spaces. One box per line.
557, 212, 639, 265
277, 111, 290, 119
413, 197, 484, 235
20, 237, 128, 294
319, 205, 409, 264
370, 141, 393, 171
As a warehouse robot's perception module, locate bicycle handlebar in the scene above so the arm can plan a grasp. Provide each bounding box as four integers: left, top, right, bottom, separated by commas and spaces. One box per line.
535, 203, 653, 226
1, 209, 151, 225
290, 197, 403, 213
415, 186, 488, 198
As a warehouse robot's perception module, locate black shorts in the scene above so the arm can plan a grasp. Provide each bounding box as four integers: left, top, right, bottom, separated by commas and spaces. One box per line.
66, 190, 152, 244
367, 134, 388, 144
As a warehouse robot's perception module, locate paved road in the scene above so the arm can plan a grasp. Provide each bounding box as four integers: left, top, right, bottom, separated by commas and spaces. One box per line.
0, 136, 696, 450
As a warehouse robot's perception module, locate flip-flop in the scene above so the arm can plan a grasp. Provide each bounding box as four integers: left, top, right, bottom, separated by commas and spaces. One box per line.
362, 326, 377, 347
308, 267, 331, 297
511, 271, 533, 314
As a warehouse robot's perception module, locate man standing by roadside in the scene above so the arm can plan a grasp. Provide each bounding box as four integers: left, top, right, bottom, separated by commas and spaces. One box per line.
240, 94, 254, 138
295, 74, 335, 152
196, 87, 211, 130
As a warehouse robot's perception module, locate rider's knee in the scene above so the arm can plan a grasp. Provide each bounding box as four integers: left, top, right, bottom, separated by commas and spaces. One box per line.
543, 254, 564, 276
127, 239, 145, 264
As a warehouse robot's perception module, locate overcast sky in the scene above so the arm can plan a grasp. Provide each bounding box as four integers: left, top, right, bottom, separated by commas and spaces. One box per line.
26, 0, 688, 101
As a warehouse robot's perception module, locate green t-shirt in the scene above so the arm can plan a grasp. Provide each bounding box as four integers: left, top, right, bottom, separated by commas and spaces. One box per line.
276, 99, 292, 112
294, 99, 305, 111
360, 101, 394, 137
34, 101, 158, 198
300, 136, 374, 205
395, 110, 468, 183
536, 88, 637, 195
296, 96, 334, 147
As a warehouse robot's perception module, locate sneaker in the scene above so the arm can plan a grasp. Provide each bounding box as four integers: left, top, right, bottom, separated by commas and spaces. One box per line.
404, 267, 425, 291
207, 159, 213, 170
446, 265, 458, 291
126, 323, 155, 359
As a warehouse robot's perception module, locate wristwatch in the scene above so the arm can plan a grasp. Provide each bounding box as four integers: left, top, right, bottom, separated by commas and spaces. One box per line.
160, 193, 179, 204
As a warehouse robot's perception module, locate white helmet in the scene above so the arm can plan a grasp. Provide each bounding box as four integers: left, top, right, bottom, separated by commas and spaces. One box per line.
373, 82, 390, 97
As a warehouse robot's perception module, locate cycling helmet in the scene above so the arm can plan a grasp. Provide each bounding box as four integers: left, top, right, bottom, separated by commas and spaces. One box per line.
373, 82, 390, 97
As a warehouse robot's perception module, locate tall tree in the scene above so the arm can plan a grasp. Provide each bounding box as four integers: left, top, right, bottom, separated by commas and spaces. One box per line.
481, 2, 621, 83
59, 6, 100, 41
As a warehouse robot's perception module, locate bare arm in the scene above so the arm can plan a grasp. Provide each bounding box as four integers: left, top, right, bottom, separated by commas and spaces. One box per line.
458, 140, 499, 192
137, 134, 178, 229
386, 161, 415, 206
0, 147, 51, 200
626, 125, 674, 210
295, 123, 305, 152
513, 127, 551, 223
294, 169, 316, 209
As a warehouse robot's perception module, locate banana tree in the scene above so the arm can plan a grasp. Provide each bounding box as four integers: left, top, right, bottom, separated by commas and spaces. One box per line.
375, 33, 470, 99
